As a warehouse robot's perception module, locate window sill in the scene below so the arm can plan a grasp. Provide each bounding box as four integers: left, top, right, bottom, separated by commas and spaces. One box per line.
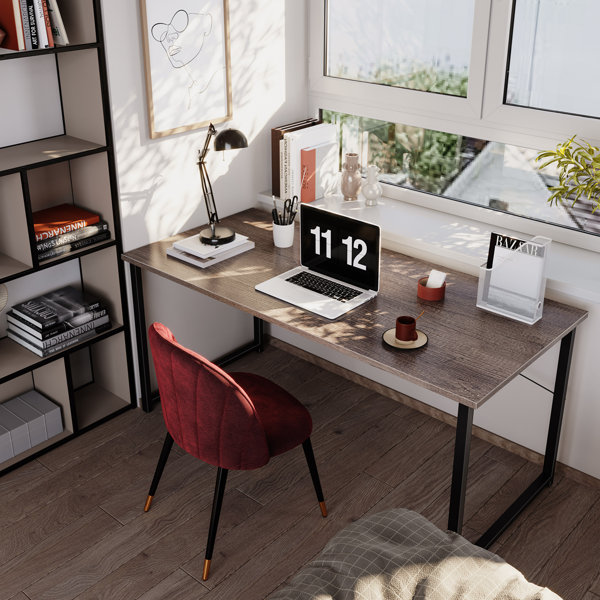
256, 191, 600, 306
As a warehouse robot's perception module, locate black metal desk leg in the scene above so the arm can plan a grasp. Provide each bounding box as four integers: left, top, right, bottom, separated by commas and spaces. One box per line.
543, 329, 575, 483
254, 316, 264, 352
448, 403, 474, 533
129, 264, 153, 412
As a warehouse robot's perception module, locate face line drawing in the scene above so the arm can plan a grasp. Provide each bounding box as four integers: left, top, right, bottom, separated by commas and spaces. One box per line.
151, 9, 213, 69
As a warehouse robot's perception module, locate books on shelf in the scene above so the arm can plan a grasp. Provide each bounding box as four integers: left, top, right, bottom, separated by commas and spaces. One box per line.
0, 0, 26, 50
280, 123, 337, 201
33, 204, 102, 242
7, 285, 111, 356
10, 285, 105, 330
46, 0, 67, 45
36, 220, 110, 253
271, 118, 321, 197
168, 233, 254, 268
8, 319, 111, 356
0, 0, 66, 51
38, 229, 111, 260
7, 307, 108, 339
300, 141, 338, 203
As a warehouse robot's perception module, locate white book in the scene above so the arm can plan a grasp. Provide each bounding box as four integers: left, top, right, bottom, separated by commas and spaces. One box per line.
284, 124, 337, 200
167, 240, 255, 269
33, 0, 49, 48
46, 0, 68, 45
173, 233, 249, 260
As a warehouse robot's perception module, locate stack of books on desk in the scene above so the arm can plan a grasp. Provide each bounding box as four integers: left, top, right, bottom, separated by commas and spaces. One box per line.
33, 203, 111, 261
6, 286, 111, 357
167, 233, 255, 268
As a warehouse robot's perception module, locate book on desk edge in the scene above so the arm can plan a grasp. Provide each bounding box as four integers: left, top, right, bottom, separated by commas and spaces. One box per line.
173, 233, 250, 259
167, 240, 255, 269
10, 286, 105, 330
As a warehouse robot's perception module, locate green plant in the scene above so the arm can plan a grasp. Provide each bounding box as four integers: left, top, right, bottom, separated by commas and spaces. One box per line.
536, 135, 600, 213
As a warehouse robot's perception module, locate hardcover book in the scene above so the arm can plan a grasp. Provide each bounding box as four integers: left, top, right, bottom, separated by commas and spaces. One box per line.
38, 229, 111, 260
36, 220, 109, 253
18, 0, 31, 49
300, 141, 338, 203
45, 0, 67, 45
0, 0, 25, 50
8, 321, 111, 357
11, 286, 104, 330
24, 0, 38, 49
32, 203, 101, 242
7, 307, 108, 339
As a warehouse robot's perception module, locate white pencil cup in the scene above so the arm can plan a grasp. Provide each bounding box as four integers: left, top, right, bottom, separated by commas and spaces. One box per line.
273, 223, 294, 248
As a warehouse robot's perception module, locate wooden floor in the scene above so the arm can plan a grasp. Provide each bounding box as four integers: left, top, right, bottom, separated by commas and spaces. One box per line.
2, 344, 600, 600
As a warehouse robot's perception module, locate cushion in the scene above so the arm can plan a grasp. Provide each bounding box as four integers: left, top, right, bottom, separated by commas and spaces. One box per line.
268, 509, 562, 600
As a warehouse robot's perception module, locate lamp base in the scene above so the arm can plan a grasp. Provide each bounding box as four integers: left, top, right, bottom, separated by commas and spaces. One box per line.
200, 225, 236, 246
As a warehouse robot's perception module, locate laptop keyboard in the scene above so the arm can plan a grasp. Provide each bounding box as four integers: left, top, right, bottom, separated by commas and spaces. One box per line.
286, 271, 362, 302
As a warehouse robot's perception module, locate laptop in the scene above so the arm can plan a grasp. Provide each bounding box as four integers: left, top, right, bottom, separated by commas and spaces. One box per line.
255, 204, 381, 319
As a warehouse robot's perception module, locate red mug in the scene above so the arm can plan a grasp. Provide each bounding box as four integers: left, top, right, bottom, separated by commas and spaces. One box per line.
396, 316, 418, 342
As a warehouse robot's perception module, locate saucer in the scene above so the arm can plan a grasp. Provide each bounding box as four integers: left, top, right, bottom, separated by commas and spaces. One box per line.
382, 328, 428, 350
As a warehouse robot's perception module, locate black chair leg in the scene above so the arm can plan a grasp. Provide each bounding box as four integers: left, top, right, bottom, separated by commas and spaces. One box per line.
302, 438, 327, 517
203, 467, 229, 581
144, 432, 174, 512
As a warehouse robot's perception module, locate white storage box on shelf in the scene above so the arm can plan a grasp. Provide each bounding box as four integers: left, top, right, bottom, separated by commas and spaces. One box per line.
477, 236, 551, 325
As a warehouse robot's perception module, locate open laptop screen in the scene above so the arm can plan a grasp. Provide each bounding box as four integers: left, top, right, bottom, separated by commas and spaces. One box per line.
300, 204, 380, 291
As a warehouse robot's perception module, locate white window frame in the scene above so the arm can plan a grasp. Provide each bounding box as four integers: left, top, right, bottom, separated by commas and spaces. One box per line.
308, 0, 600, 253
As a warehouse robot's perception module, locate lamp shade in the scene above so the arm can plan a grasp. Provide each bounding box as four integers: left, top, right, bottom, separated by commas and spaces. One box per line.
214, 128, 248, 151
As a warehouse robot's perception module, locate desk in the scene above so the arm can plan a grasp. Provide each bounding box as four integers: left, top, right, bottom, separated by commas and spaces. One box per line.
122, 208, 587, 549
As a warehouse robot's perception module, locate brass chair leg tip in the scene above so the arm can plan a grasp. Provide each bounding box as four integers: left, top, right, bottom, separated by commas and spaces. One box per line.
144, 495, 153, 512
202, 559, 211, 581
319, 501, 328, 518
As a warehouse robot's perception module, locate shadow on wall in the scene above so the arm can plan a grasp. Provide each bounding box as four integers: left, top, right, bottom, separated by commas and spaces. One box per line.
112, 0, 303, 252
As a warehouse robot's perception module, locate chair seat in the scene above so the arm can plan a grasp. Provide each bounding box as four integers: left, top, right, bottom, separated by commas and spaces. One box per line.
230, 372, 312, 458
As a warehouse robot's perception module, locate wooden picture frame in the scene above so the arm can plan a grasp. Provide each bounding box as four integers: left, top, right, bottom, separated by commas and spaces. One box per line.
139, 0, 232, 139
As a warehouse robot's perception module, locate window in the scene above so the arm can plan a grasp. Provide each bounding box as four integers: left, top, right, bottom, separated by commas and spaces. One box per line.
309, 0, 600, 250
506, 0, 600, 118
326, 0, 474, 97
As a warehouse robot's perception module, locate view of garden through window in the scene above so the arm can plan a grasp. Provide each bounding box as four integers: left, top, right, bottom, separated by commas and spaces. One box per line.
326, 0, 474, 97
506, 0, 600, 118
322, 111, 600, 236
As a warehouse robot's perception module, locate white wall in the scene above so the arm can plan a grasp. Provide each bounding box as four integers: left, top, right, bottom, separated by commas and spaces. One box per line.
101, 0, 309, 359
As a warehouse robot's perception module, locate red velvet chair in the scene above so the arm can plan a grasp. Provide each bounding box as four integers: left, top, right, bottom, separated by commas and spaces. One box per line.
144, 322, 327, 580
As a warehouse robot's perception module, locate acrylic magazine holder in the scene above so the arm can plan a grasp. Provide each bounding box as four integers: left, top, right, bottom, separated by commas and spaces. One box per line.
476, 236, 551, 325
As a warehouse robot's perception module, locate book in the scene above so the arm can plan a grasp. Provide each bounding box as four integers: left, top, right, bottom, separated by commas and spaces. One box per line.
37, 229, 111, 260
0, 0, 25, 50
10, 285, 104, 330
32, 203, 101, 242
31, 0, 48, 48
45, 0, 67, 45
167, 240, 255, 269
485, 232, 530, 269
8, 321, 111, 357
300, 141, 338, 203
39, 0, 53, 47
24, 0, 38, 48
173, 233, 251, 260
282, 123, 337, 200
8, 313, 110, 349
18, 0, 31, 49
271, 118, 320, 197
7, 307, 108, 339
36, 220, 109, 252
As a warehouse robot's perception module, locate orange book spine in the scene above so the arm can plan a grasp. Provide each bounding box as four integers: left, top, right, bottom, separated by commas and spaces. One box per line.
40, 0, 53, 47
300, 148, 316, 203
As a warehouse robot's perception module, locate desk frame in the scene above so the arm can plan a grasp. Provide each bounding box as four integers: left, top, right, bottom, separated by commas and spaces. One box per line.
123, 209, 585, 551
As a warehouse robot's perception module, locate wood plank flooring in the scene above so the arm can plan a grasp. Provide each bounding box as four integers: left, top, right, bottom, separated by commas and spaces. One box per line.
1, 343, 600, 600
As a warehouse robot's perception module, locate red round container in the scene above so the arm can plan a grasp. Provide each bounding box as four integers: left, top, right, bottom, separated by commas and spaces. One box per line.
417, 277, 446, 301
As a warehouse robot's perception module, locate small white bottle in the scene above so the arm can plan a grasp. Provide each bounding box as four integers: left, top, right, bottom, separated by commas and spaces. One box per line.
362, 165, 383, 206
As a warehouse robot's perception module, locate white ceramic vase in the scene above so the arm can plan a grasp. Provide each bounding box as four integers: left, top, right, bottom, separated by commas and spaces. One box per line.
362, 165, 383, 206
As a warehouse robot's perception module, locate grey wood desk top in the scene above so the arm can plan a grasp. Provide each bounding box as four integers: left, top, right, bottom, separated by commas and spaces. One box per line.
122, 208, 587, 409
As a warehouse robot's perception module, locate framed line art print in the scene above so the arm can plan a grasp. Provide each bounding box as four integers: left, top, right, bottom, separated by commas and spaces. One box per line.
140, 0, 233, 138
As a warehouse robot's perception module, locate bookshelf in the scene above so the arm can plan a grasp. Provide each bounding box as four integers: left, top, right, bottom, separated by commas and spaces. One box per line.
0, 0, 135, 474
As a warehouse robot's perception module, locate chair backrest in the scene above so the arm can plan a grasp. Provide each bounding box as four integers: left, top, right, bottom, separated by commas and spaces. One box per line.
148, 322, 270, 470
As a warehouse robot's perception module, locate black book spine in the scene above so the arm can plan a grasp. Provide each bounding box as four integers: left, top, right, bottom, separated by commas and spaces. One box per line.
38, 230, 111, 260
26, 0, 38, 49
36, 221, 109, 253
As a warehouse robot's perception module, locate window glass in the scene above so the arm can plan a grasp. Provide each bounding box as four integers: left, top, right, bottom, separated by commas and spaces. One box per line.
506, 0, 600, 118
325, 0, 475, 97
322, 110, 600, 236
